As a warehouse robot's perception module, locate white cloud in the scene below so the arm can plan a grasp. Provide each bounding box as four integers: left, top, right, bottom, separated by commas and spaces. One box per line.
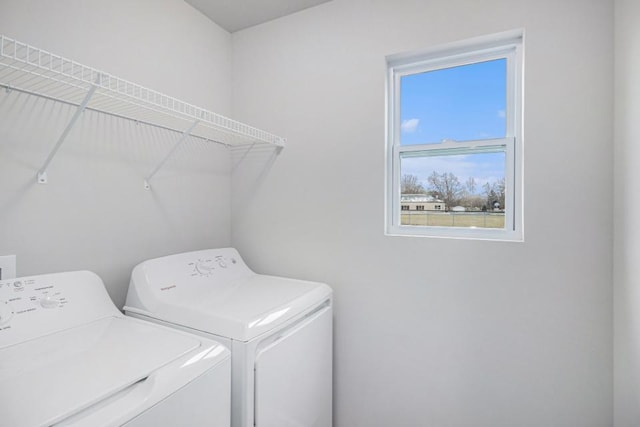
401, 118, 420, 133
497, 110, 506, 118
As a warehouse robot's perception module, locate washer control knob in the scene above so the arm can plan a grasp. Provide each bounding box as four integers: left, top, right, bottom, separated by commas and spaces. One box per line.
40, 295, 59, 309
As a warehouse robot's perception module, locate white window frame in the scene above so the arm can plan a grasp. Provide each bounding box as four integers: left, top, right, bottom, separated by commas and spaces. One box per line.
385, 30, 524, 241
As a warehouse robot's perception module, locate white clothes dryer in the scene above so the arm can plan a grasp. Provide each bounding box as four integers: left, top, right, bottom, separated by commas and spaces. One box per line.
124, 248, 333, 427
0, 270, 231, 427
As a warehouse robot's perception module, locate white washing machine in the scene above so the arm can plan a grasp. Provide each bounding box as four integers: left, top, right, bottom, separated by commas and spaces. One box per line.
0, 270, 231, 427
124, 248, 333, 427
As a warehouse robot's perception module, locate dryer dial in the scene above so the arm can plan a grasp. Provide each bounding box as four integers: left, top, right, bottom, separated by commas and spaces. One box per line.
194, 259, 216, 276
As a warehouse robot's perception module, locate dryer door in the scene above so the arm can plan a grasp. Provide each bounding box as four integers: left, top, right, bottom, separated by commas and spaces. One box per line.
254, 305, 332, 427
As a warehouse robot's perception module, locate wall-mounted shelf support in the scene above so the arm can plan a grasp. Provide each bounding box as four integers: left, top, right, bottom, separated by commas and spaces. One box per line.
144, 120, 200, 190
37, 77, 100, 184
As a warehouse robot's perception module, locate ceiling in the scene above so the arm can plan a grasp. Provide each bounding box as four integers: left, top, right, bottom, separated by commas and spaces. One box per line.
185, 0, 333, 33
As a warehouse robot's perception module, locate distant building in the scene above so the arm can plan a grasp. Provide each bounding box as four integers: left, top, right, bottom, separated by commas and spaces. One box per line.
400, 194, 446, 212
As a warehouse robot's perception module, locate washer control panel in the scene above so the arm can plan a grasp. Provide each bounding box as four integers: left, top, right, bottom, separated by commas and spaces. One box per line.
0, 271, 119, 348
0, 278, 67, 330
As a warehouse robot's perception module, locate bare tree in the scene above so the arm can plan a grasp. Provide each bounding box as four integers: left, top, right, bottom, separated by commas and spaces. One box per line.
483, 178, 506, 210
427, 171, 464, 209
461, 177, 488, 209
401, 174, 426, 194
465, 177, 477, 195
403, 172, 505, 211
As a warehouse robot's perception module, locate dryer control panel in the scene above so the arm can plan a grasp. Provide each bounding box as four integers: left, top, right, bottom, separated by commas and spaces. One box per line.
188, 252, 242, 278
130, 248, 254, 295
0, 271, 120, 348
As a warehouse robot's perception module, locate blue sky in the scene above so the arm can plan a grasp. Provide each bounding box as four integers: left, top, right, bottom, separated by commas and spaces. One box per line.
399, 59, 507, 193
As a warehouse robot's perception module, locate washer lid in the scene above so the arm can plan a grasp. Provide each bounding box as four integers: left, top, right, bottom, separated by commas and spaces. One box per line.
125, 248, 332, 342
0, 316, 202, 427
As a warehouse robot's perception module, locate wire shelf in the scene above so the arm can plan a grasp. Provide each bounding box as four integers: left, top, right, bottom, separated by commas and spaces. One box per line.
0, 34, 285, 149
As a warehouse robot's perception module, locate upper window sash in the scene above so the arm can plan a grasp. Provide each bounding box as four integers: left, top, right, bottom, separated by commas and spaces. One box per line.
391, 46, 519, 146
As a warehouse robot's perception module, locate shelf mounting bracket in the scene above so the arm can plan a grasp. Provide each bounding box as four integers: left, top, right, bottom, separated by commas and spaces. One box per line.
144, 120, 200, 190
37, 76, 100, 184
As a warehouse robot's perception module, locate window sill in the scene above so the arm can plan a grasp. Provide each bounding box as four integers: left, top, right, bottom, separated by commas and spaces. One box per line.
385, 225, 523, 242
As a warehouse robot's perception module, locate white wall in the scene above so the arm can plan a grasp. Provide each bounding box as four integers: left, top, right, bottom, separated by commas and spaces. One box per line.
0, 0, 619, 425
231, 0, 614, 426
614, 0, 640, 425
0, 0, 233, 307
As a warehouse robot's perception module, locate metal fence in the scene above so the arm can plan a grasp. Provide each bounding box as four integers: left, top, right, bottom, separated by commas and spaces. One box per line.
400, 211, 505, 228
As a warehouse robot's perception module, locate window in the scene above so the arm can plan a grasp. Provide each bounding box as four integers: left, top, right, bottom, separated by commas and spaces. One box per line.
385, 30, 523, 240
401, 205, 410, 211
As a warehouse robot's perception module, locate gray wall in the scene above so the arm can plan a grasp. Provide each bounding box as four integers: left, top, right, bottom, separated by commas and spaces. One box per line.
614, 0, 640, 425
0, 0, 233, 307
230, 0, 614, 426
